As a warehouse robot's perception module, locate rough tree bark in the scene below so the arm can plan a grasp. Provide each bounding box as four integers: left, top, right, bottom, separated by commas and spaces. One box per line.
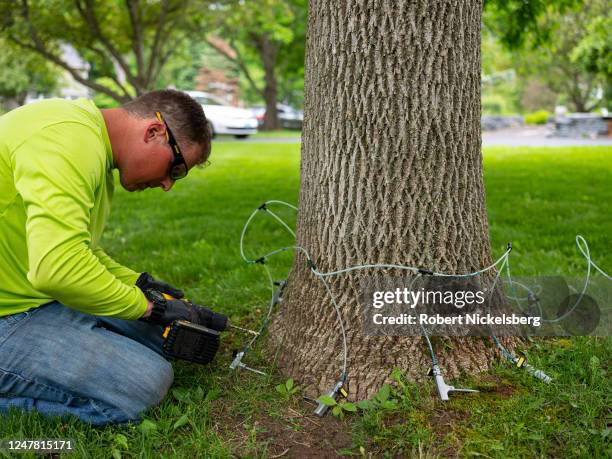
267, 0, 517, 400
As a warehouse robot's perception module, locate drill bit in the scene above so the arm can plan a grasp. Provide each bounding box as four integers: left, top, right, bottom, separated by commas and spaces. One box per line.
228, 323, 260, 336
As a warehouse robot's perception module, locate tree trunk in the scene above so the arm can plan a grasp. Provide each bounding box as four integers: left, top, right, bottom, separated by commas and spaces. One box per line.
259, 34, 281, 130
569, 73, 588, 113
267, 0, 517, 400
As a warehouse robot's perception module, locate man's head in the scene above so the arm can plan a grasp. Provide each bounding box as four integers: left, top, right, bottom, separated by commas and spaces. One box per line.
104, 89, 211, 192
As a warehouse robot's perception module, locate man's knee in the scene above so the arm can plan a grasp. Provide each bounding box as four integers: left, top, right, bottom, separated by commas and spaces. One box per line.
148, 358, 174, 406
131, 357, 174, 415
102, 352, 174, 421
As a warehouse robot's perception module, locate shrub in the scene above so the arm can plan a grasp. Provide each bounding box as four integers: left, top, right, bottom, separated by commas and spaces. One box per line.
482, 95, 507, 115
524, 110, 551, 125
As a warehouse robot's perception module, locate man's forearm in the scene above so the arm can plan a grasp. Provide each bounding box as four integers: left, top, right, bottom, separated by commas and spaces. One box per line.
92, 247, 141, 285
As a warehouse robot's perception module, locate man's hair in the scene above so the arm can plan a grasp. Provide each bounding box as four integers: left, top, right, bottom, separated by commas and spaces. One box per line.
122, 89, 211, 165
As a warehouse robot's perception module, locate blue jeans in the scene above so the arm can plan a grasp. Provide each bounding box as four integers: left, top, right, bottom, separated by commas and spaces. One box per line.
0, 302, 173, 425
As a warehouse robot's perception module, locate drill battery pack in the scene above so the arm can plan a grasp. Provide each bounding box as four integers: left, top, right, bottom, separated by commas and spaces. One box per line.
162, 320, 220, 365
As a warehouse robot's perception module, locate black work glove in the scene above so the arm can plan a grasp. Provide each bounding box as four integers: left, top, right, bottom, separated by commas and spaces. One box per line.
141, 289, 228, 331
136, 272, 184, 299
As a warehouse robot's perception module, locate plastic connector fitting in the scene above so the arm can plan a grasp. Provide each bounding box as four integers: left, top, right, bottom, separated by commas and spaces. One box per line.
431, 364, 478, 401
230, 351, 245, 370
314, 379, 345, 417
272, 280, 287, 306
522, 362, 552, 384
229, 350, 267, 376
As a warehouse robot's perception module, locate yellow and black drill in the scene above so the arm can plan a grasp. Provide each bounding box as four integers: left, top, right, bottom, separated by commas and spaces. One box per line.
136, 273, 257, 365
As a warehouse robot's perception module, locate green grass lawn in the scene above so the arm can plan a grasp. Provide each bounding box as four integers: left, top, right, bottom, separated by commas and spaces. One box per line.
250, 129, 302, 139
213, 129, 302, 141
1, 144, 610, 458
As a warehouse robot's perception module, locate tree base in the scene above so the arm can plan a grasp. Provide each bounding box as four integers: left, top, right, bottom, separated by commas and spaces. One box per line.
267, 271, 522, 400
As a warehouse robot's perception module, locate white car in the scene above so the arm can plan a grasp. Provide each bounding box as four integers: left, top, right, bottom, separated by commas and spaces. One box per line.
250, 103, 303, 130
186, 91, 258, 139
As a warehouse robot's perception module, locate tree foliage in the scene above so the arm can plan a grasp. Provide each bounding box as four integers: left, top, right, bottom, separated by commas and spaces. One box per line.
510, 0, 609, 112
0, 38, 60, 109
483, 0, 610, 112
483, 0, 582, 49
157, 40, 214, 93
0, 0, 214, 103
571, 14, 611, 104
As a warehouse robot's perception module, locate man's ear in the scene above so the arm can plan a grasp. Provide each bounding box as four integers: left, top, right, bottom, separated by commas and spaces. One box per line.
144, 120, 166, 143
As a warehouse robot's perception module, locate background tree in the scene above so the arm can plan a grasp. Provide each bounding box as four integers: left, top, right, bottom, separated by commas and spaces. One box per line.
0, 0, 214, 103
484, 0, 609, 113
570, 13, 611, 109
512, 0, 608, 112
0, 38, 59, 111
267, 0, 517, 399
207, 0, 306, 129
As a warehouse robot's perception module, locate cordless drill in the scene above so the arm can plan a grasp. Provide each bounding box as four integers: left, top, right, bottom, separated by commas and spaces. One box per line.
143, 289, 229, 365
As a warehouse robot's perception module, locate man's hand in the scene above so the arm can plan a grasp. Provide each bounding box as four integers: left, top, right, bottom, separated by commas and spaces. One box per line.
141, 300, 154, 318
136, 272, 184, 299
140, 289, 228, 331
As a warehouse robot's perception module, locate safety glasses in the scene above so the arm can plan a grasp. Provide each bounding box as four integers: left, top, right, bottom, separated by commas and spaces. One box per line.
155, 111, 188, 180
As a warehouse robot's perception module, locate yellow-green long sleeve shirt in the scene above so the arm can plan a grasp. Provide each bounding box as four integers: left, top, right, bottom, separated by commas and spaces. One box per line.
0, 98, 147, 319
